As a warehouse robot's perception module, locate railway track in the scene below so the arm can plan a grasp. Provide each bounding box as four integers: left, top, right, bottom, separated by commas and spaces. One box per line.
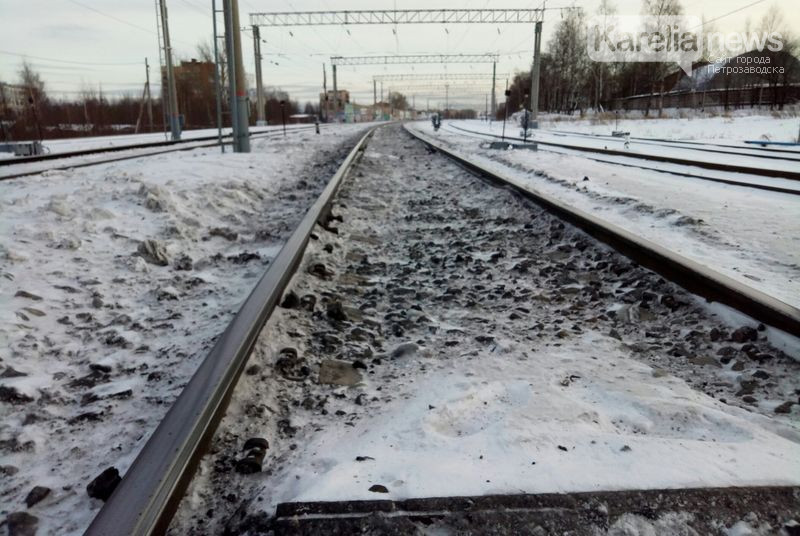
443, 123, 800, 194
0, 125, 327, 181
546, 127, 800, 161
85, 124, 799, 535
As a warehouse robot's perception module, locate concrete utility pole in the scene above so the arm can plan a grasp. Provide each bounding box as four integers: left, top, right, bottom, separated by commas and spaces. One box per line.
253, 25, 265, 125
529, 19, 543, 129
331, 63, 338, 122
223, 0, 238, 144
145, 58, 154, 132
158, 0, 181, 140
225, 0, 250, 152
491, 61, 497, 118
373, 79, 377, 107
322, 63, 327, 122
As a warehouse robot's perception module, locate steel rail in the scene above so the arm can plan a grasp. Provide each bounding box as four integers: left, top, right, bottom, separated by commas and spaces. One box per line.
544, 128, 800, 163
0, 126, 330, 182
440, 124, 800, 196
85, 125, 378, 536
0, 125, 321, 167
406, 124, 800, 337
444, 123, 800, 181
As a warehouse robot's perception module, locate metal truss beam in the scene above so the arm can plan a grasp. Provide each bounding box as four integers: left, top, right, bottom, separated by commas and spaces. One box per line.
250, 9, 543, 27
388, 82, 495, 89
332, 54, 499, 66
374, 73, 509, 82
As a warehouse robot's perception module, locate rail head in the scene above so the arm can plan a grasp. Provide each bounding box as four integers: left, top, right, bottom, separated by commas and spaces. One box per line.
405, 124, 800, 338
85, 125, 378, 536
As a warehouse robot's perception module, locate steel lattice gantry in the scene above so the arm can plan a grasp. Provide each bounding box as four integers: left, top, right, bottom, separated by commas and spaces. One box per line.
373, 73, 509, 83
330, 55, 502, 119
249, 9, 543, 26
248, 9, 544, 123
385, 82, 495, 112
331, 54, 499, 67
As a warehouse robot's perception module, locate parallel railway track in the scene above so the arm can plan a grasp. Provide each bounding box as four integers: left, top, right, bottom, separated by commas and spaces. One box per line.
443, 122, 800, 195
0, 125, 328, 181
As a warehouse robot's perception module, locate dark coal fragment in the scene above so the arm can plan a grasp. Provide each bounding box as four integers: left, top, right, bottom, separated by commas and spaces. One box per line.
87, 467, 121, 501
0, 386, 34, 404
326, 301, 348, 322
25, 486, 51, 508
6, 512, 38, 536
369, 484, 389, 493
236, 438, 269, 474
280, 291, 300, 309
731, 326, 758, 343
0, 367, 27, 378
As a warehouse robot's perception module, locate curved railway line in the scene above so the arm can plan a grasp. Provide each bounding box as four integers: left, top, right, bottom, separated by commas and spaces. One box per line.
442, 122, 800, 196
0, 125, 327, 181
81, 123, 799, 535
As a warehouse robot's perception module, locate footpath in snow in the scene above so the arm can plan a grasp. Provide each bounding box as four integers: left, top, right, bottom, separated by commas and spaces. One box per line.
0, 123, 370, 535
172, 125, 800, 535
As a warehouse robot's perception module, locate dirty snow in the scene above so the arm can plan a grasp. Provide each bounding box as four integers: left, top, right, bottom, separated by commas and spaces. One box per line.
171, 125, 800, 535
412, 120, 800, 309
0, 123, 371, 534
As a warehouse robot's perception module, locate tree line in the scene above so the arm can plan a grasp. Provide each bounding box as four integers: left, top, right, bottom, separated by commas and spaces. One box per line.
1, 42, 316, 141
497, 1, 799, 119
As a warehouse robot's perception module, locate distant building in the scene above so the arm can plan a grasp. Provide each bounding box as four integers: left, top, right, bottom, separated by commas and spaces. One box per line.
165, 59, 216, 128
0, 83, 28, 114
320, 89, 350, 121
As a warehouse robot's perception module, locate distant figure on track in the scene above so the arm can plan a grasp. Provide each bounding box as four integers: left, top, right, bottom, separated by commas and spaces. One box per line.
432, 113, 441, 132
315, 117, 320, 135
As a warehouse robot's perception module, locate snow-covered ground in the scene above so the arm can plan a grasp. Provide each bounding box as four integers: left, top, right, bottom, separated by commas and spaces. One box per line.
0, 123, 371, 534
2, 124, 317, 156
413, 120, 800, 310
172, 125, 800, 534
538, 108, 800, 144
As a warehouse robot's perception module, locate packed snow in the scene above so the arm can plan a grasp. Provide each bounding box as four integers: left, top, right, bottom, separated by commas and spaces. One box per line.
172, 126, 800, 534
412, 119, 800, 310
0, 123, 371, 534
538, 108, 800, 145
1, 124, 316, 156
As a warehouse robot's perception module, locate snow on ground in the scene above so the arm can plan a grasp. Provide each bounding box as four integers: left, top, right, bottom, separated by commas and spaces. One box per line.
172, 125, 800, 534
538, 107, 800, 144
3, 124, 311, 156
413, 120, 800, 310
0, 123, 371, 534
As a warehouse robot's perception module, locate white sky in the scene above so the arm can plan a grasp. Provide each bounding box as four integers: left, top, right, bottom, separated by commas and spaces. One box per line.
0, 0, 796, 108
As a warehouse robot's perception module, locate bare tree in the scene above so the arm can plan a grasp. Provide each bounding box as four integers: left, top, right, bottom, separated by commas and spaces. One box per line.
589, 0, 617, 110
388, 91, 408, 111
197, 40, 227, 103
642, 0, 684, 116
756, 4, 799, 109
547, 7, 590, 113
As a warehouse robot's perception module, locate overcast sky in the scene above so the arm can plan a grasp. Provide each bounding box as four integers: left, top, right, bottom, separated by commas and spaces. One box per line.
1, 0, 796, 108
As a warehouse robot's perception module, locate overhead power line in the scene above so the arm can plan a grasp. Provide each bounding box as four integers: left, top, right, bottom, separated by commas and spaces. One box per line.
64, 0, 159, 36
0, 50, 142, 66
